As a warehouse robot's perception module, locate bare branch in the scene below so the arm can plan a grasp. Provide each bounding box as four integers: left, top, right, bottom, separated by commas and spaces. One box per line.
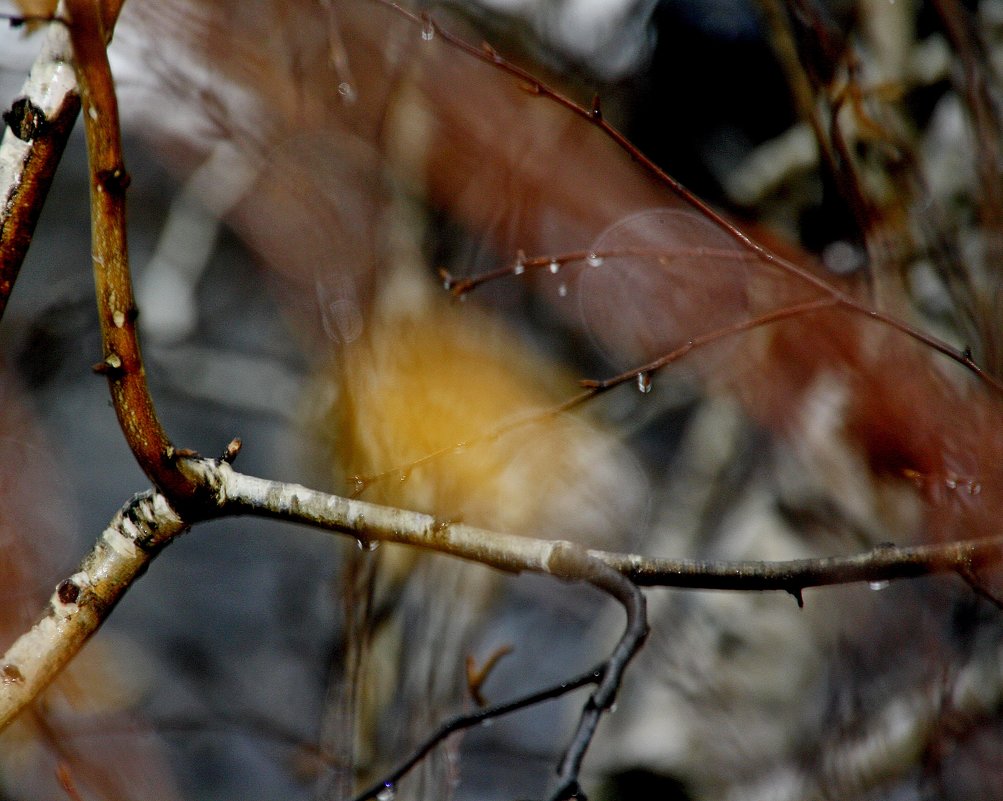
349, 543, 648, 801
0, 12, 78, 320
200, 460, 1003, 598
1, 457, 1001, 776
377, 0, 1003, 396
348, 669, 599, 801
64, 0, 199, 505
0, 490, 184, 731
544, 544, 648, 801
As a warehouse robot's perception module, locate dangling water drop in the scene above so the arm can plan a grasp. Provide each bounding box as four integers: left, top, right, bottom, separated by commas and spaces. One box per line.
357, 537, 381, 552
377, 783, 397, 801
586, 252, 604, 268
548, 260, 560, 274
557, 282, 568, 298
868, 580, 890, 591
513, 262, 526, 276
421, 20, 435, 40
636, 371, 652, 394
337, 81, 357, 103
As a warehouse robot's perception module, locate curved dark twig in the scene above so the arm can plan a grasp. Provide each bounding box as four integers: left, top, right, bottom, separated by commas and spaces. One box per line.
346, 542, 647, 801
543, 543, 648, 801
347, 669, 598, 801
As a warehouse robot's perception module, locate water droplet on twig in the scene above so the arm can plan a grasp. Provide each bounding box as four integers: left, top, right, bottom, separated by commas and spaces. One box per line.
548, 260, 560, 274
514, 250, 526, 275
337, 82, 357, 103
590, 93, 603, 121
868, 580, 890, 591
586, 252, 604, 268
636, 371, 652, 393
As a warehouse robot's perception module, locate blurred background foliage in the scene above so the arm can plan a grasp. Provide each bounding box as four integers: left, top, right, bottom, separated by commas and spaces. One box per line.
3, 1, 1003, 799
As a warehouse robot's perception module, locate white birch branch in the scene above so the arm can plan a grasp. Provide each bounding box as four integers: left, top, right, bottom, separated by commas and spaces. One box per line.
0, 489, 184, 730
1, 456, 999, 740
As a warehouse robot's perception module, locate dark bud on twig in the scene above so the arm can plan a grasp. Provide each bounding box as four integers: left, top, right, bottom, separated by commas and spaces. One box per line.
221, 438, 242, 464
92, 352, 124, 378
56, 579, 80, 604
590, 94, 602, 121
3, 98, 47, 141
96, 165, 131, 195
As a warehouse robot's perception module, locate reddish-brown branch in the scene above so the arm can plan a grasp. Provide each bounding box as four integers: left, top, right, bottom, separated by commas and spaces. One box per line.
1, 4, 126, 321
440, 245, 758, 297
579, 296, 840, 390
65, 0, 198, 505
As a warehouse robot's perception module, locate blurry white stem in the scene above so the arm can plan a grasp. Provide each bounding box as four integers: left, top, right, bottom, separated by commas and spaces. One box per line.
137, 141, 258, 343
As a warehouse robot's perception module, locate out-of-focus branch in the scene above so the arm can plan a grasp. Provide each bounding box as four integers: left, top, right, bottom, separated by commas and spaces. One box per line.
65, 0, 199, 505
727, 639, 1003, 801
930, 0, 1003, 376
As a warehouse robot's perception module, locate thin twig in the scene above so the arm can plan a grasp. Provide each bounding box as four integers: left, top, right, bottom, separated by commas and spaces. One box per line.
350, 295, 839, 495
349, 547, 647, 801
579, 296, 840, 391
375, 0, 1003, 396
440, 246, 758, 297
347, 668, 598, 801
543, 543, 647, 801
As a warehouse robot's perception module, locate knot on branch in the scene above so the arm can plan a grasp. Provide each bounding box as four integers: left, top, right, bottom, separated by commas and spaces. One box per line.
2, 98, 48, 141
95, 165, 131, 195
